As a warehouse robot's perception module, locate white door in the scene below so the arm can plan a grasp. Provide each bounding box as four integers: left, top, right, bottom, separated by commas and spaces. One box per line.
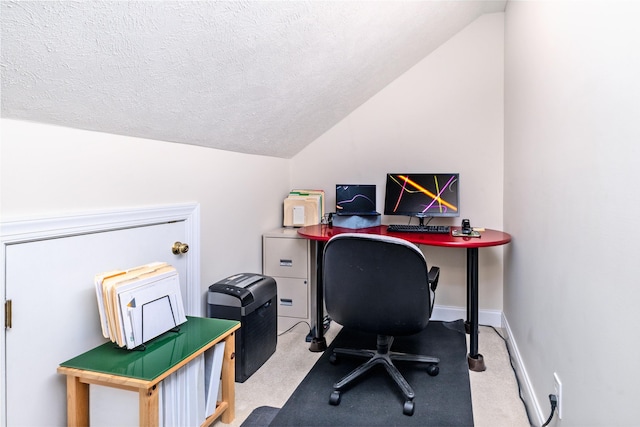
2, 204, 200, 426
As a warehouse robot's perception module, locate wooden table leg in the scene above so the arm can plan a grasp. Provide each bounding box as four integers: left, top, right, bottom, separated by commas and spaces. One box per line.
66, 375, 89, 427
139, 384, 159, 427
220, 332, 236, 424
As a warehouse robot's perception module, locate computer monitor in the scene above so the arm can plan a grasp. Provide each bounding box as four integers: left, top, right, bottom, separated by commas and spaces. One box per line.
335, 184, 377, 216
384, 173, 459, 224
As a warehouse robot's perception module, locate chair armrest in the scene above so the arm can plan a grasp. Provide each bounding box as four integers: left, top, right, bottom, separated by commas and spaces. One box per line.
428, 266, 440, 291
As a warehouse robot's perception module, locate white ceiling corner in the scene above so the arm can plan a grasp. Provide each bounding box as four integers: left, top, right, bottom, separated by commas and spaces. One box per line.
1, 1, 506, 158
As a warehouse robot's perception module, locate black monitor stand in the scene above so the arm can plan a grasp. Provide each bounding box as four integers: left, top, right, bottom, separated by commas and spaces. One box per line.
416, 215, 433, 228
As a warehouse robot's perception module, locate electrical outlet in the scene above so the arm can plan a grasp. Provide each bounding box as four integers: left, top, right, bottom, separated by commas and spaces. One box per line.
553, 372, 563, 419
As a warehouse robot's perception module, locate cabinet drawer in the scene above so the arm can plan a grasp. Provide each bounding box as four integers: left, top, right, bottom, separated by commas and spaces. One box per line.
274, 277, 308, 319
264, 237, 308, 278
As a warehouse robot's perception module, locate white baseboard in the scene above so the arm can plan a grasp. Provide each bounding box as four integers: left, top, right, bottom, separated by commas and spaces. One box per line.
431, 304, 503, 328
502, 313, 544, 426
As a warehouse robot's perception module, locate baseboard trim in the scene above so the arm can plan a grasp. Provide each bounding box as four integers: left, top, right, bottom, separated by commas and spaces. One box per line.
502, 314, 544, 426
431, 304, 503, 328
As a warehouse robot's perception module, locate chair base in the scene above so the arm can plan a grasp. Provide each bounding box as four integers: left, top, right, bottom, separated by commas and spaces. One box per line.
329, 335, 439, 415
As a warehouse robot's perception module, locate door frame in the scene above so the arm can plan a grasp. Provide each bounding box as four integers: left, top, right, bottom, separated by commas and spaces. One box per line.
0, 202, 201, 426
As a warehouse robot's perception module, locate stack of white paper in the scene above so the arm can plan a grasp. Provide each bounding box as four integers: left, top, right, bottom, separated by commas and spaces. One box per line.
204, 342, 226, 418
160, 353, 205, 427
158, 342, 225, 426
94, 262, 187, 349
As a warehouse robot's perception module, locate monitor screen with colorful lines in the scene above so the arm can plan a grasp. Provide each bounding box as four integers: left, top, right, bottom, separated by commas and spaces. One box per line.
335, 184, 378, 215
383, 173, 460, 218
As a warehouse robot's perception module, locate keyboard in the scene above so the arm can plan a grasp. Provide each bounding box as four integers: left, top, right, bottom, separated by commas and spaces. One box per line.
387, 224, 451, 234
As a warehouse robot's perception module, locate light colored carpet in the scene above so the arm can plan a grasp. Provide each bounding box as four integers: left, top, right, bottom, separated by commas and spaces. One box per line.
215, 322, 530, 427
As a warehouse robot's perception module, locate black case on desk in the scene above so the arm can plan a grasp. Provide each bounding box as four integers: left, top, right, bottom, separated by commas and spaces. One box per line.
207, 273, 277, 382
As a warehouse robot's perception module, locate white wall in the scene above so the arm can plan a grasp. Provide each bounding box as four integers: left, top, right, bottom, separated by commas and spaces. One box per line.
292, 13, 505, 315
0, 119, 290, 312
504, 1, 640, 424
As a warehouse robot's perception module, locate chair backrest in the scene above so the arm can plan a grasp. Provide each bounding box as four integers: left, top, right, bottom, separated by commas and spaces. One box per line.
323, 233, 432, 337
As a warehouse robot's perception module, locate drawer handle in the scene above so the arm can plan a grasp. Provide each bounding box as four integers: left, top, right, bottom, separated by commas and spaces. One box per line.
279, 259, 293, 267
280, 298, 293, 306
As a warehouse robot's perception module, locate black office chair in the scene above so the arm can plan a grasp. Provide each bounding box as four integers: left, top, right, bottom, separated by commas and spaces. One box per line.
323, 233, 441, 416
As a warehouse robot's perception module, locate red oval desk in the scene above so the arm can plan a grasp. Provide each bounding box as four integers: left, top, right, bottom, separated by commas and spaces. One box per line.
297, 224, 511, 372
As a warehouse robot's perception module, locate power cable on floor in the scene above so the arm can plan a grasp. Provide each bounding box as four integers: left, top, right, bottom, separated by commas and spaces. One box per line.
277, 320, 311, 337
480, 324, 536, 427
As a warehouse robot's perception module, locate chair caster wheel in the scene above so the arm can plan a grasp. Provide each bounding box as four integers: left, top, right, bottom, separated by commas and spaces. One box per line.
329, 390, 341, 406
403, 400, 415, 416
426, 364, 439, 376
329, 352, 338, 364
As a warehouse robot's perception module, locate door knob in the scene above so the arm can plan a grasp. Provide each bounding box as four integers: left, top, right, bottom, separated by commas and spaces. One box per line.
172, 241, 189, 255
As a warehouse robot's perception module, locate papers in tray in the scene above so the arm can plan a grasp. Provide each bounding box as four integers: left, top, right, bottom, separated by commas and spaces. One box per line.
283, 189, 325, 227
95, 262, 187, 349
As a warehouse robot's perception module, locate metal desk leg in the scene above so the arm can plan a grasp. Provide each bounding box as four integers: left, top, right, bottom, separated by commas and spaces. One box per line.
465, 253, 471, 335
309, 240, 327, 352
467, 247, 485, 372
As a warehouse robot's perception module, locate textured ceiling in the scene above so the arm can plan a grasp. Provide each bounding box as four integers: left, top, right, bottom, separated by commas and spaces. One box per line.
1, 1, 506, 158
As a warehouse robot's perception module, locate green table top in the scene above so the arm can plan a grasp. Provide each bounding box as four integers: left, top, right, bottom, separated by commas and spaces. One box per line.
60, 316, 239, 381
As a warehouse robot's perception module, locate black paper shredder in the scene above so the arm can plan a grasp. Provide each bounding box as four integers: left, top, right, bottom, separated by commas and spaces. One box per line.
207, 273, 277, 382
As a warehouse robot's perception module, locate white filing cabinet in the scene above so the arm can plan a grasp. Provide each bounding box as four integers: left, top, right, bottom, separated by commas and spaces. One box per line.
263, 228, 316, 333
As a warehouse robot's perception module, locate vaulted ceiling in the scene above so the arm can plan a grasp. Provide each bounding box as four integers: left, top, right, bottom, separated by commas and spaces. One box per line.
1, 1, 506, 158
